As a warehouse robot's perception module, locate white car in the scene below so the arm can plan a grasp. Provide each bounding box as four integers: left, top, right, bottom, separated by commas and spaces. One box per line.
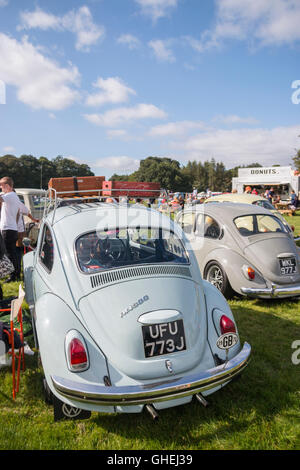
16, 188, 46, 244
23, 192, 251, 421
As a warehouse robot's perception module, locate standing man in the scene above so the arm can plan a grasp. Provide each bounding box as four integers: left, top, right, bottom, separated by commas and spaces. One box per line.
0, 176, 38, 281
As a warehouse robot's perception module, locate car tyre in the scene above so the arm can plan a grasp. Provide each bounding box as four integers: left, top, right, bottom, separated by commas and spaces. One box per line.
204, 261, 234, 298
43, 377, 53, 405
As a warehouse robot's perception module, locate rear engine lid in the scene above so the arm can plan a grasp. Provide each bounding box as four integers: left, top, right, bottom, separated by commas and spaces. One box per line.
243, 235, 300, 284
78, 277, 207, 380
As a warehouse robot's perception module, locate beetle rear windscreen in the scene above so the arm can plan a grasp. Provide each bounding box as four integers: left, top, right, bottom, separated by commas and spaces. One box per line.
234, 214, 287, 236
76, 228, 189, 273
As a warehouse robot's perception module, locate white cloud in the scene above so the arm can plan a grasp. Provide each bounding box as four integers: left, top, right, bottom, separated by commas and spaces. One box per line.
0, 33, 80, 110
106, 129, 143, 141
19, 6, 105, 52
107, 129, 128, 138
93, 156, 140, 173
86, 77, 136, 107
0, 0, 9, 7
135, 0, 178, 21
148, 39, 176, 62
83, 103, 167, 127
117, 34, 141, 50
2, 146, 15, 153
176, 125, 300, 168
149, 120, 207, 137
212, 114, 260, 125
19, 8, 58, 30
187, 0, 300, 52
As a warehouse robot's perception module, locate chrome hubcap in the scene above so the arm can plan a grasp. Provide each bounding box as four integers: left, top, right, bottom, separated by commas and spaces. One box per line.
207, 266, 223, 291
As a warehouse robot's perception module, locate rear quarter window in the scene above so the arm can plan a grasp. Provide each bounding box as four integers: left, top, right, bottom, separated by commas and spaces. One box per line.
196, 214, 221, 239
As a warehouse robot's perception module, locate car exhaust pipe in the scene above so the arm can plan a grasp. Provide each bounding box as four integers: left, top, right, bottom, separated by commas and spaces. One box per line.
195, 393, 209, 407
145, 404, 159, 420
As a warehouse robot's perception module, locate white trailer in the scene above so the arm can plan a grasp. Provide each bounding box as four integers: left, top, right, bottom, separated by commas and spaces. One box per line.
232, 166, 300, 199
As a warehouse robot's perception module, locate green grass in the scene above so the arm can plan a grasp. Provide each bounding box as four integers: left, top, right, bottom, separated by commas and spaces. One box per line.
285, 211, 300, 237
1, 281, 300, 450
0, 212, 299, 450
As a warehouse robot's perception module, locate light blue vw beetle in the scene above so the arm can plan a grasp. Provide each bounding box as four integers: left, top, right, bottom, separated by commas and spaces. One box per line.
23, 192, 251, 421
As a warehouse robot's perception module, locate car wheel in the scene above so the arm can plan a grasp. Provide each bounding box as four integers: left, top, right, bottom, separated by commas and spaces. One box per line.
204, 261, 234, 298
43, 377, 53, 405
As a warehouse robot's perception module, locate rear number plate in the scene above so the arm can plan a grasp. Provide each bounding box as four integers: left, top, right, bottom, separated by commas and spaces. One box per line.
142, 320, 186, 358
279, 258, 297, 275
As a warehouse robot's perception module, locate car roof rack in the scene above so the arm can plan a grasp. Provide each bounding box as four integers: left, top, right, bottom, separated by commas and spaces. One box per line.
43, 188, 160, 225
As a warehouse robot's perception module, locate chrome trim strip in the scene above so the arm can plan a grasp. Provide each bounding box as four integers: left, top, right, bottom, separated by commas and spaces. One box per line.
241, 284, 300, 297
51, 342, 251, 406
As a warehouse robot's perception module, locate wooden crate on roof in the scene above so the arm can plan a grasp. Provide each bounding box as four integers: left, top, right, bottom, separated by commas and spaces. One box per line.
48, 176, 105, 198
102, 181, 160, 198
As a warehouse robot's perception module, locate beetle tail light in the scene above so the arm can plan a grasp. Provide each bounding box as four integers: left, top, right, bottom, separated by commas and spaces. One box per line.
247, 267, 255, 280
291, 225, 295, 232
70, 339, 87, 368
66, 331, 89, 372
220, 315, 236, 335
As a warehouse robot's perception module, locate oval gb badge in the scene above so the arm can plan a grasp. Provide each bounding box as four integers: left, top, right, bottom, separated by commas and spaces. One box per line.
217, 333, 238, 350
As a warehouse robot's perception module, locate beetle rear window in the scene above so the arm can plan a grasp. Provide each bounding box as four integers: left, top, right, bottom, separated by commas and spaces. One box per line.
234, 214, 287, 236
76, 228, 189, 273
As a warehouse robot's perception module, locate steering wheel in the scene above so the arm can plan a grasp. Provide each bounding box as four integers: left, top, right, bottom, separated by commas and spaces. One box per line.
94, 237, 126, 262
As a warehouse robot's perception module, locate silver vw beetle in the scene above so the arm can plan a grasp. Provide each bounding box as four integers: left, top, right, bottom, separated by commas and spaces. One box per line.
23, 194, 250, 421
176, 202, 300, 299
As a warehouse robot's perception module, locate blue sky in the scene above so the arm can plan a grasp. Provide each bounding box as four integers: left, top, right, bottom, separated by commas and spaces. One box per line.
0, 0, 300, 178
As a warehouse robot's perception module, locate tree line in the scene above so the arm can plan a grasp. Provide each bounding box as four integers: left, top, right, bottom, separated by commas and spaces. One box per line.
110, 156, 265, 193
0, 154, 93, 189
1, 153, 293, 193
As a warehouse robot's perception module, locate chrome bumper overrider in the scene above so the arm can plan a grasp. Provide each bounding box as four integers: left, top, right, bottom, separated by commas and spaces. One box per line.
51, 342, 251, 407
241, 284, 300, 297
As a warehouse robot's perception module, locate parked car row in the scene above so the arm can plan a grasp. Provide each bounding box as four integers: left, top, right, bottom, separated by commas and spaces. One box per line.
20, 186, 299, 422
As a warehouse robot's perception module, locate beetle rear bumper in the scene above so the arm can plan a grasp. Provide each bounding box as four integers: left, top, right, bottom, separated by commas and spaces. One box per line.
51, 342, 251, 407
241, 284, 300, 298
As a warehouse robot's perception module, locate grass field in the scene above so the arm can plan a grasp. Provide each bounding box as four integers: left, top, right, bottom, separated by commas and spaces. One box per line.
0, 214, 300, 450
1, 288, 299, 450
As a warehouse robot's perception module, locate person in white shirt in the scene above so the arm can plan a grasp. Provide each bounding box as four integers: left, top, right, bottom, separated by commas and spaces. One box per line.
0, 176, 39, 281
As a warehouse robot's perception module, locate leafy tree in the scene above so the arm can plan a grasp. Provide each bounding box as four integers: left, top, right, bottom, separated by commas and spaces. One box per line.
110, 173, 132, 181
0, 155, 21, 184
18, 155, 42, 188
131, 156, 190, 191
0, 154, 94, 188
52, 156, 94, 178
38, 157, 57, 189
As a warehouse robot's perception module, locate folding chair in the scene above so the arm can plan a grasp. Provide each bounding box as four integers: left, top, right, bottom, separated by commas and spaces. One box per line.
0, 298, 13, 369
1, 285, 26, 399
